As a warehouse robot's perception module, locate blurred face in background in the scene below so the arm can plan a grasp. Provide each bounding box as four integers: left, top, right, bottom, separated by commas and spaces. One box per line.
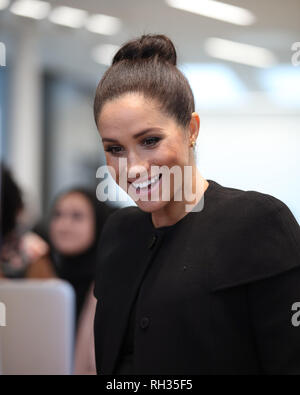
50, 192, 95, 255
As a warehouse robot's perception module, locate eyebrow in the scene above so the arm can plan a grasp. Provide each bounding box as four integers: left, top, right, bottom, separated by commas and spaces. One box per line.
101, 127, 163, 143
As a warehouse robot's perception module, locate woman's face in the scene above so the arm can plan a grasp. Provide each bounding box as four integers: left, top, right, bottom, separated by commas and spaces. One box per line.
50, 192, 95, 255
97, 93, 198, 213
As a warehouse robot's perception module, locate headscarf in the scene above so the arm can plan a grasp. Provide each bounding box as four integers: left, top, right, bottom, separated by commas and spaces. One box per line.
48, 187, 115, 323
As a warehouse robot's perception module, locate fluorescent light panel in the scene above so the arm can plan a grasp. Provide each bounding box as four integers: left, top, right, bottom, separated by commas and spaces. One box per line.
165, 0, 255, 26
85, 14, 121, 35
49, 6, 87, 28
10, 0, 50, 20
0, 0, 9, 11
205, 38, 277, 68
92, 44, 120, 66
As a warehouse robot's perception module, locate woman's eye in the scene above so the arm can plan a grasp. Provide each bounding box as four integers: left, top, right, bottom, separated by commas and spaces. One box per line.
142, 137, 161, 147
105, 146, 124, 155
104, 138, 160, 155
52, 210, 62, 219
71, 212, 85, 221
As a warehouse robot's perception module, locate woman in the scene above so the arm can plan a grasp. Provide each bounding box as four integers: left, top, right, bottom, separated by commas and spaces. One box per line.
47, 188, 114, 323
93, 34, 300, 375
0, 163, 50, 279
36, 187, 115, 374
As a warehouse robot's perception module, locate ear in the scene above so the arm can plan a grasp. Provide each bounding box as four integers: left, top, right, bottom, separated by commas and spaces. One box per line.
188, 112, 200, 144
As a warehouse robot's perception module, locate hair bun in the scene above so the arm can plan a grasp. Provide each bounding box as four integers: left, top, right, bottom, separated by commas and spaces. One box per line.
112, 34, 177, 66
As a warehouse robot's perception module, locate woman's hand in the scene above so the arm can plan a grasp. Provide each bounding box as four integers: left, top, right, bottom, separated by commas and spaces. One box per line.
20, 232, 49, 263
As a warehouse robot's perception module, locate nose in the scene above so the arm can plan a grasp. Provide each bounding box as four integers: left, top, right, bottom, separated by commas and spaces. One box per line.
127, 151, 149, 182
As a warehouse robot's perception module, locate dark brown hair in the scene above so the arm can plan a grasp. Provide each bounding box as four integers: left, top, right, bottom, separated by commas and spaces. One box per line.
0, 162, 24, 240
93, 34, 195, 129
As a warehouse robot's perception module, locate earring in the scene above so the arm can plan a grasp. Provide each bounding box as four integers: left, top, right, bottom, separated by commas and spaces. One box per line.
190, 140, 196, 148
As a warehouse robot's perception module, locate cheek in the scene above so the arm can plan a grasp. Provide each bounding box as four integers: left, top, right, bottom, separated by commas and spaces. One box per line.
152, 141, 189, 199
80, 219, 95, 240
49, 221, 59, 240
102, 154, 120, 185
154, 140, 188, 168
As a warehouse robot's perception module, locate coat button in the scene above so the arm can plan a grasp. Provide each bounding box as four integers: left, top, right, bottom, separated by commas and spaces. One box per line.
148, 234, 157, 249
140, 316, 150, 329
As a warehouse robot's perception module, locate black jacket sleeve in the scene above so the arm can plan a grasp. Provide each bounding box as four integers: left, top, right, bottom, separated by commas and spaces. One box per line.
246, 194, 300, 374
247, 266, 300, 374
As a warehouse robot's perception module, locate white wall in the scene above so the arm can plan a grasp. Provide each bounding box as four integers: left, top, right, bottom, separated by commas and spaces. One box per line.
197, 114, 300, 223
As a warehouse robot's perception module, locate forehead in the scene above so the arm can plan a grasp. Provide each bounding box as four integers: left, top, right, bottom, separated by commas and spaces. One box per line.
98, 93, 170, 133
55, 193, 92, 211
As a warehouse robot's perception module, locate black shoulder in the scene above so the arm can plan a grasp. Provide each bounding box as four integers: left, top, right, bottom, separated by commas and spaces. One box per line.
210, 182, 298, 234
211, 187, 300, 291
100, 205, 147, 236
239, 190, 300, 241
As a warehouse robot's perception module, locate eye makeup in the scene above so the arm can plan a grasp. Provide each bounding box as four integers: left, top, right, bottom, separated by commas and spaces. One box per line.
104, 135, 163, 156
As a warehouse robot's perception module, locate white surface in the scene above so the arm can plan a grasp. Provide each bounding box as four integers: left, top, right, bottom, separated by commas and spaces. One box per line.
0, 279, 75, 375
197, 114, 300, 224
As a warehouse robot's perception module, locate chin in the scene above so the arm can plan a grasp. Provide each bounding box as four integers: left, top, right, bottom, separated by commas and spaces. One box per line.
135, 199, 168, 213
55, 243, 83, 256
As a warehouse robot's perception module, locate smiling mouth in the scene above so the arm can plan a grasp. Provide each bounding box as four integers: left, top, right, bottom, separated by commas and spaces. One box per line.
131, 174, 162, 192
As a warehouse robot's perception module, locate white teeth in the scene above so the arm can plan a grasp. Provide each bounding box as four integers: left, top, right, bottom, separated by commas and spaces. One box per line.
132, 174, 160, 189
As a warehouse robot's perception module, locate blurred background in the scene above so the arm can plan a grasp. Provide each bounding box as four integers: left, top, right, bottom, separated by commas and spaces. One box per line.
0, 0, 299, 375
0, 0, 299, 223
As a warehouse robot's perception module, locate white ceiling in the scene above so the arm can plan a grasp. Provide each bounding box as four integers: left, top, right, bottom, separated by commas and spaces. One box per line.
0, 0, 299, 91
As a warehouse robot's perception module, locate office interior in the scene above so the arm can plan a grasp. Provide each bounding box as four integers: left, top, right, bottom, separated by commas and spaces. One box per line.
0, 0, 299, 375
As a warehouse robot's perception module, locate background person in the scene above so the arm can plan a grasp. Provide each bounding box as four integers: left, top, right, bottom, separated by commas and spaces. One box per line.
27, 187, 115, 374
44, 187, 115, 323
0, 163, 50, 279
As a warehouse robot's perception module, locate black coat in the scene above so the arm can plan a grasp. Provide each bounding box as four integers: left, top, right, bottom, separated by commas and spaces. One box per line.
94, 179, 300, 375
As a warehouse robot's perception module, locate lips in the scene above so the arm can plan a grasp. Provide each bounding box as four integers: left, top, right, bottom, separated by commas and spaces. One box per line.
131, 174, 160, 189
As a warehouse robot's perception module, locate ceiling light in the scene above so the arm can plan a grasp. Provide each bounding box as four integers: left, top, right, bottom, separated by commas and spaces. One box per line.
204, 38, 277, 68
85, 14, 122, 35
91, 44, 120, 66
10, 0, 50, 20
49, 6, 87, 29
0, 0, 10, 11
165, 0, 255, 26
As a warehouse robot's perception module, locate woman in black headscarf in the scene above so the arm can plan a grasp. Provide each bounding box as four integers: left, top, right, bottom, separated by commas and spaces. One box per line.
27, 187, 115, 374
48, 187, 115, 323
